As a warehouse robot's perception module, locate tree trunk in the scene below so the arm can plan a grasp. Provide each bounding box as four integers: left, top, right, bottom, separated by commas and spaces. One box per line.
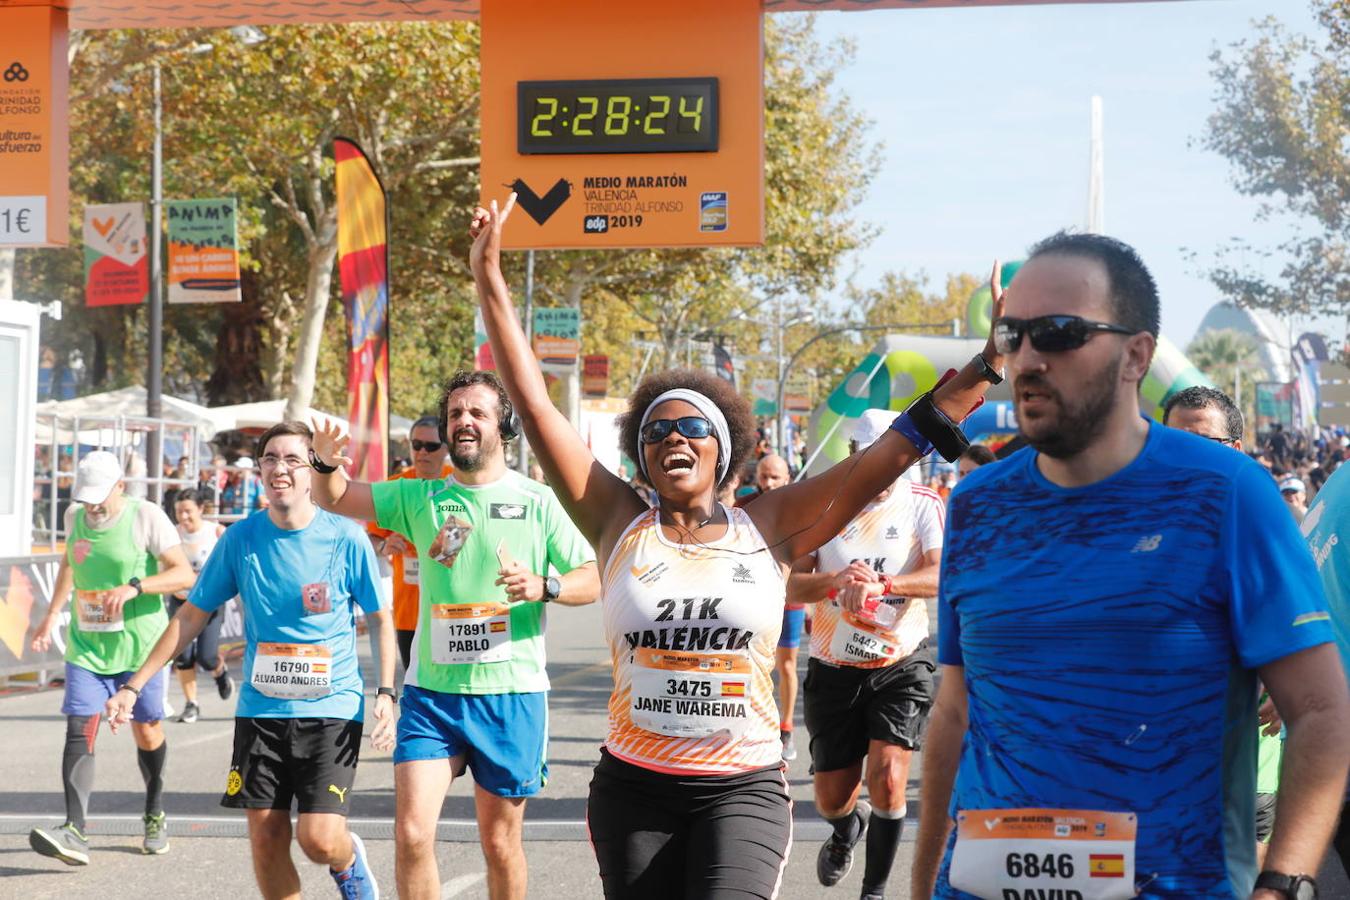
283, 229, 339, 422
0, 248, 13, 300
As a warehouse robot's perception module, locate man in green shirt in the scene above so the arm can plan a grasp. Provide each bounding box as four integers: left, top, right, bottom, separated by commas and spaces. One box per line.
28, 451, 196, 865
312, 370, 600, 900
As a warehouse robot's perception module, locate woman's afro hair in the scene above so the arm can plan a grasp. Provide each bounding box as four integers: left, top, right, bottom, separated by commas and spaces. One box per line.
617, 368, 757, 492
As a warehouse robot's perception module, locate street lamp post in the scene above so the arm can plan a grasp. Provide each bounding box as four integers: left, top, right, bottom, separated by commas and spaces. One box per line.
145, 62, 165, 500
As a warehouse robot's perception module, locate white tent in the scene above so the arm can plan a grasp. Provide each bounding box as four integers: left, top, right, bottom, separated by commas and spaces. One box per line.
210, 400, 415, 442
36, 385, 236, 442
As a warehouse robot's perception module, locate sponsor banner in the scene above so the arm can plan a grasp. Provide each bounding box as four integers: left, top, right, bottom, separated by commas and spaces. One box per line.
335, 137, 390, 483
751, 378, 777, 416
533, 307, 580, 372
83, 202, 148, 307
713, 341, 735, 386
0, 6, 69, 247
784, 392, 812, 412
166, 198, 242, 304
583, 354, 609, 398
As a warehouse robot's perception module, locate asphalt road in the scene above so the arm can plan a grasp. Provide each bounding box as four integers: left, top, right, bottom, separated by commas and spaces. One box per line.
0, 601, 1345, 898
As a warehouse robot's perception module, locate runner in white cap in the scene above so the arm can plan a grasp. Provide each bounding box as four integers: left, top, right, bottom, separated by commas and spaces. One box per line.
789, 408, 946, 899
28, 450, 196, 864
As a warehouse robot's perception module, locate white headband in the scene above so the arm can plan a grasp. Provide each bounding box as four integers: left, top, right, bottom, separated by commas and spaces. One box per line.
638, 388, 732, 483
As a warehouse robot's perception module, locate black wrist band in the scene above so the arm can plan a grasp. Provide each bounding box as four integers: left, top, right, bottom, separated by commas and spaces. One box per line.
971, 353, 1003, 385
376, 687, 398, 704
308, 448, 339, 474
119, 683, 141, 697
904, 391, 972, 463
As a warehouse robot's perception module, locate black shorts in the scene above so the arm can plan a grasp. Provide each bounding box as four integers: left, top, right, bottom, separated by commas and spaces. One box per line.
803, 646, 936, 773
1255, 791, 1277, 843
222, 717, 361, 815
588, 748, 792, 900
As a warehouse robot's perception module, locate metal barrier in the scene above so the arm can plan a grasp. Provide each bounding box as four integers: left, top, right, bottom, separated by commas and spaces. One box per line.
32, 413, 203, 552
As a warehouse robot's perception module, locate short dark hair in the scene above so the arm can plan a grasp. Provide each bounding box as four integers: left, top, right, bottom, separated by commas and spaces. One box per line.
255, 421, 313, 460
961, 445, 997, 467
617, 368, 756, 492
1162, 386, 1243, 442
1027, 231, 1160, 338
410, 415, 441, 434
437, 371, 515, 442
173, 487, 209, 507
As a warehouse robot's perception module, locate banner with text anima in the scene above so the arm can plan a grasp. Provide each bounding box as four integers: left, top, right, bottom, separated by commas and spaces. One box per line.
166, 198, 242, 304
83, 202, 148, 307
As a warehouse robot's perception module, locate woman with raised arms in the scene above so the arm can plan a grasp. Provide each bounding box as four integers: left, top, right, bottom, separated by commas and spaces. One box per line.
469, 194, 1005, 899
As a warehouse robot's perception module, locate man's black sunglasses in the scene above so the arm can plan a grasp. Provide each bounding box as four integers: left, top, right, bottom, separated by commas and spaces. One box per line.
410, 439, 443, 452
640, 416, 715, 444
993, 315, 1138, 354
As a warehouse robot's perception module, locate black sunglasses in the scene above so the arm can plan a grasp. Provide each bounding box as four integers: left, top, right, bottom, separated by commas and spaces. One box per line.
993, 315, 1137, 354
410, 439, 443, 452
640, 416, 715, 444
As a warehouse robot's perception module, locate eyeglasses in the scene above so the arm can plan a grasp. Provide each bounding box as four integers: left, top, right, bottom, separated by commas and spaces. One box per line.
1202, 435, 1238, 446
993, 315, 1138, 354
640, 416, 715, 444
260, 453, 307, 470
410, 439, 444, 452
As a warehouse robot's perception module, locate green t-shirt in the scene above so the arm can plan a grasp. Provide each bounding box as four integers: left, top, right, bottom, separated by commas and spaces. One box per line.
1256, 693, 1283, 794
372, 470, 593, 694
65, 499, 170, 675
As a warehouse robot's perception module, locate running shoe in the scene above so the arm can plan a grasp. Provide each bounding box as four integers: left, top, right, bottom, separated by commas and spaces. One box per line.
331, 831, 379, 899
215, 669, 235, 701
29, 823, 89, 866
817, 799, 870, 887
860, 889, 885, 900
142, 812, 169, 855
780, 730, 798, 761
178, 701, 200, 724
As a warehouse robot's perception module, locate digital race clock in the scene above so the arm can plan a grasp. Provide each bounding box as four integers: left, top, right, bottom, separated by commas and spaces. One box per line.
517, 77, 719, 155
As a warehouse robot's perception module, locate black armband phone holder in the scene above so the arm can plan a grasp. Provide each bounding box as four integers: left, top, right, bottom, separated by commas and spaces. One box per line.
904, 392, 972, 463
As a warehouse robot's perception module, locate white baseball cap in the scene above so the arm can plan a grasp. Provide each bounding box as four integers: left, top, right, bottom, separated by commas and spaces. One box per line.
73, 451, 125, 504
1279, 476, 1306, 495
235, 456, 255, 470
851, 408, 896, 450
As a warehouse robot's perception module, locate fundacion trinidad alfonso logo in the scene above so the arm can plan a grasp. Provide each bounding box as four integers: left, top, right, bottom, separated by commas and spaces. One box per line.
4, 62, 28, 83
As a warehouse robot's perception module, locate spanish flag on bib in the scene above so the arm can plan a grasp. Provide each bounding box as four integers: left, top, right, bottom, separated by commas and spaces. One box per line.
1089, 854, 1125, 877
334, 137, 390, 484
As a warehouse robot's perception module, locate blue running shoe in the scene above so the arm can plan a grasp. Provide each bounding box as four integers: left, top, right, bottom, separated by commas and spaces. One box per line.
331, 831, 378, 899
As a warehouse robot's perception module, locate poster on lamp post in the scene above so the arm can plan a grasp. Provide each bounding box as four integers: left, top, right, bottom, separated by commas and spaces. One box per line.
83, 202, 148, 307
166, 198, 242, 304
583, 354, 609, 398
533, 307, 580, 373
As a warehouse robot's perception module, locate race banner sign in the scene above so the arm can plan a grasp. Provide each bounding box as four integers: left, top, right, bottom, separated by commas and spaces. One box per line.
751, 378, 777, 416
533, 307, 581, 372
166, 198, 243, 304
0, 6, 68, 247
583, 354, 609, 398
83, 202, 148, 307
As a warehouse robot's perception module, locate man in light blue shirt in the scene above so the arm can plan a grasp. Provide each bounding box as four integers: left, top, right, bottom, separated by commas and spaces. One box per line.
108, 421, 396, 900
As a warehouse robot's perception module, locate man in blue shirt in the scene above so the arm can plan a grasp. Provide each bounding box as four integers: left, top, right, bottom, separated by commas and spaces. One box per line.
1296, 459, 1350, 878
107, 422, 396, 900
911, 233, 1350, 900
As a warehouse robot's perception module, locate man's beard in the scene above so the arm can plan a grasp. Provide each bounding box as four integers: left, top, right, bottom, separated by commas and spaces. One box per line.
450, 430, 498, 472
1016, 354, 1123, 460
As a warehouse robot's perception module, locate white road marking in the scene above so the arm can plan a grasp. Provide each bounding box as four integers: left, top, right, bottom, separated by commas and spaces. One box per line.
441, 871, 486, 898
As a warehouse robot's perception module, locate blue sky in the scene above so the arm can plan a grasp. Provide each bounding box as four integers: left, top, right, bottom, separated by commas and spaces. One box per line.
810, 0, 1321, 347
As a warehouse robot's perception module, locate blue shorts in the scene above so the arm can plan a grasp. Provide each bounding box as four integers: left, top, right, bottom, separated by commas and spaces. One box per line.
61, 662, 166, 723
395, 685, 548, 798
778, 607, 806, 649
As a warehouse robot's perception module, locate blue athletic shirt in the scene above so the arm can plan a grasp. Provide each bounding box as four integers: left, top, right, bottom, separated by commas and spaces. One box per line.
189, 508, 385, 721
1300, 463, 1350, 690
937, 420, 1334, 898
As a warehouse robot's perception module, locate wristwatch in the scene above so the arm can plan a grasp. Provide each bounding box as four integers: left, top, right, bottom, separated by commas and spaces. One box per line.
376, 687, 398, 705
971, 353, 1004, 385
1255, 872, 1318, 900
128, 577, 144, 596
543, 575, 562, 603
308, 448, 339, 474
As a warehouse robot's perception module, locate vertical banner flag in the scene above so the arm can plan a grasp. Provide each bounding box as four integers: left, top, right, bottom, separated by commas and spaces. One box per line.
533, 307, 580, 373
474, 308, 495, 370
1292, 332, 1329, 431
334, 137, 390, 482
166, 198, 242, 303
583, 355, 609, 398
751, 378, 777, 416
83, 202, 148, 307
712, 341, 735, 386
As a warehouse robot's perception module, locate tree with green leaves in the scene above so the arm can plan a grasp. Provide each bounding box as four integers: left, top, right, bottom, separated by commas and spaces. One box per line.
1199, 0, 1348, 318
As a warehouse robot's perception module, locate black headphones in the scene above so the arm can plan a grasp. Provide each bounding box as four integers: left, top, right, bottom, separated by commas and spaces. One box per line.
438, 387, 519, 445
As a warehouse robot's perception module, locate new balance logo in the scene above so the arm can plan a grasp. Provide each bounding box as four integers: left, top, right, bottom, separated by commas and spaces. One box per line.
731, 563, 755, 584
1131, 535, 1163, 553
328, 784, 348, 804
